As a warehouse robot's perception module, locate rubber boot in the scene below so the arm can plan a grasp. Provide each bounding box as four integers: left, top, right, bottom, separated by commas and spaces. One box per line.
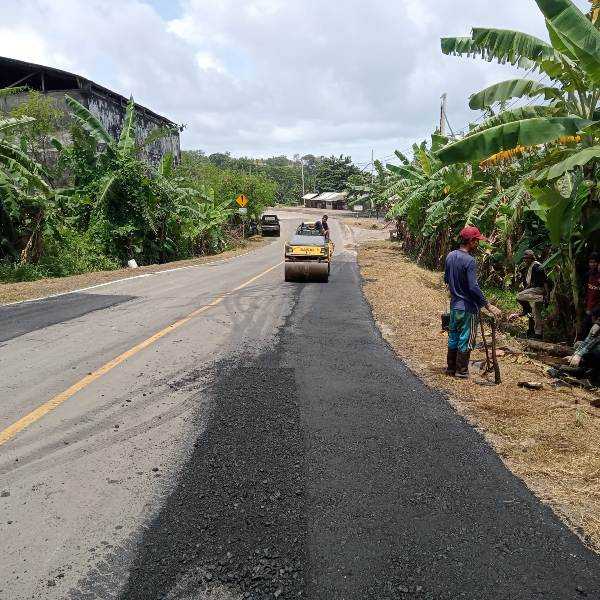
456, 351, 471, 379
527, 316, 536, 337
446, 348, 457, 376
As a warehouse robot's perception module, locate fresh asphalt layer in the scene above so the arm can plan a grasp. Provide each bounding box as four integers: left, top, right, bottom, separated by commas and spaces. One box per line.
1, 214, 599, 599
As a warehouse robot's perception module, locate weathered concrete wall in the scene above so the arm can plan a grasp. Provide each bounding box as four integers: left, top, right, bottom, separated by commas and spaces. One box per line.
87, 93, 180, 166
1, 89, 180, 167
0, 90, 86, 147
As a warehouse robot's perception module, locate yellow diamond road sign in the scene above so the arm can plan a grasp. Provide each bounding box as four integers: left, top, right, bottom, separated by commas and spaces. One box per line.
236, 194, 249, 207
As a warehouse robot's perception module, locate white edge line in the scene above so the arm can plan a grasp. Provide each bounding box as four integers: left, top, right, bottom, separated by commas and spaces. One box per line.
2, 244, 276, 308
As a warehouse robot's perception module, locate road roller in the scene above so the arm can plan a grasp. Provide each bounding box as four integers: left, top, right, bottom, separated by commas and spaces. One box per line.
284, 223, 334, 283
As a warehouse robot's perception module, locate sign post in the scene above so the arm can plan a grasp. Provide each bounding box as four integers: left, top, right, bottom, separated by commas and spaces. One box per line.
236, 195, 249, 238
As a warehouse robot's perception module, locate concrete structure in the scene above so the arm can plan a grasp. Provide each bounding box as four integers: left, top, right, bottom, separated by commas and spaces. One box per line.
303, 191, 348, 210
0, 56, 180, 165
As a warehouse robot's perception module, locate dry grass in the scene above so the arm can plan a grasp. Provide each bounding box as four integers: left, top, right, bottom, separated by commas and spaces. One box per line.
0, 237, 270, 305
359, 240, 600, 552
342, 218, 389, 231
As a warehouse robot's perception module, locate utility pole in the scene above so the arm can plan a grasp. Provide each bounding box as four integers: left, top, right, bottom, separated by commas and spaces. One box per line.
371, 149, 374, 183
440, 93, 447, 136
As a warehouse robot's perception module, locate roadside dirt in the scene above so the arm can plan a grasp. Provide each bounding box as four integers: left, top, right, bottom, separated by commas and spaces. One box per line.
342, 217, 389, 231
358, 240, 600, 553
0, 237, 270, 305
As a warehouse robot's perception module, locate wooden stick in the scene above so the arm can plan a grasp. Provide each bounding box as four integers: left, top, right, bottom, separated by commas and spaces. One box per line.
491, 319, 502, 385
480, 319, 492, 372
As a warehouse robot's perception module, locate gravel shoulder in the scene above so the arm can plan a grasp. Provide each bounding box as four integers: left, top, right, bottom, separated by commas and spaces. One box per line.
0, 237, 270, 305
358, 240, 600, 553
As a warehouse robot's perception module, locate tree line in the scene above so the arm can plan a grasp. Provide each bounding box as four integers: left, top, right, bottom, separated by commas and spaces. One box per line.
191, 151, 362, 204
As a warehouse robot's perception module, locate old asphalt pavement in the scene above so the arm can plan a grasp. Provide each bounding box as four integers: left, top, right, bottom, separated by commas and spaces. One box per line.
1, 212, 599, 599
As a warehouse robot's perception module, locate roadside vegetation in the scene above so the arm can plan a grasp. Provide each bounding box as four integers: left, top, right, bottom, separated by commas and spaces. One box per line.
0, 88, 364, 286
0, 91, 279, 284
355, 0, 600, 339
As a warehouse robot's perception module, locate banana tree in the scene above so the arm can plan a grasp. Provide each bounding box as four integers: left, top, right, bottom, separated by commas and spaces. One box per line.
438, 0, 600, 329
0, 89, 55, 262
439, 0, 600, 167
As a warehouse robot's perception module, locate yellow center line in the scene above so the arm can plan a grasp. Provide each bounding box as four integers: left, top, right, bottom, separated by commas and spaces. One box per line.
0, 261, 283, 447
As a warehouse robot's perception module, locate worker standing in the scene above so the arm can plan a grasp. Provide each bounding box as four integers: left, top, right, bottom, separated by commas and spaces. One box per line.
444, 226, 502, 378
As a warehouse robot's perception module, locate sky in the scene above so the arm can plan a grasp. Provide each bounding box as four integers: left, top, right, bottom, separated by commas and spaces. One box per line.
0, 0, 590, 166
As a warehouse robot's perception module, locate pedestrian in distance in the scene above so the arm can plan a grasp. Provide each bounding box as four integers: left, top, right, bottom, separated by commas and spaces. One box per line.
512, 250, 550, 339
444, 226, 502, 379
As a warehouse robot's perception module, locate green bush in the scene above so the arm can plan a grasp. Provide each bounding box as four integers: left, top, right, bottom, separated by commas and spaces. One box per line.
0, 228, 119, 283
0, 262, 48, 283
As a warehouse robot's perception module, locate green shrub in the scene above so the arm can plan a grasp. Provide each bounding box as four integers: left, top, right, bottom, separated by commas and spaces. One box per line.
0, 228, 119, 283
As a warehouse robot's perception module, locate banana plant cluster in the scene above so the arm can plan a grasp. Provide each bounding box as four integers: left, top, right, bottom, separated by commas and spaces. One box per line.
372, 0, 600, 333
1, 90, 254, 275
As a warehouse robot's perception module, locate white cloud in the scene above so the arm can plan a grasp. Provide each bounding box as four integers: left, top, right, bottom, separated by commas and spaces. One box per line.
0, 0, 592, 163
196, 51, 226, 74
0, 26, 73, 70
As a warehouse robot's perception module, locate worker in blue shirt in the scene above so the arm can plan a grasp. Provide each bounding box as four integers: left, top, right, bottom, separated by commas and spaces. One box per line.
444, 226, 502, 378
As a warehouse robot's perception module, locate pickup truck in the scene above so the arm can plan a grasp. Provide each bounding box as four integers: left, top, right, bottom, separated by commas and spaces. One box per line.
260, 214, 281, 237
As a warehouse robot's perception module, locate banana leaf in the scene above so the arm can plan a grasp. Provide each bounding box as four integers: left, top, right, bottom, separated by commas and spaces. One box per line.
535, 145, 600, 180
467, 105, 561, 136
117, 97, 136, 157
437, 116, 591, 165
468, 78, 560, 109
0, 142, 50, 193
536, 0, 600, 86
442, 29, 554, 69
0, 87, 27, 99
65, 95, 114, 150
529, 187, 569, 245
394, 149, 410, 165
0, 117, 35, 135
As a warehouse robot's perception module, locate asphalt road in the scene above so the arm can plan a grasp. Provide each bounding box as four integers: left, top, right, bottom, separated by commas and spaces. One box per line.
1, 212, 599, 600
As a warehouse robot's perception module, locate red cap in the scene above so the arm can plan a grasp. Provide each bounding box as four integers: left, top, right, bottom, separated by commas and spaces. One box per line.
459, 226, 487, 242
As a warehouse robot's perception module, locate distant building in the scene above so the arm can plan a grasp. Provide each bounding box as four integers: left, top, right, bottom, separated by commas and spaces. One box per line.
303, 191, 348, 210
0, 56, 180, 165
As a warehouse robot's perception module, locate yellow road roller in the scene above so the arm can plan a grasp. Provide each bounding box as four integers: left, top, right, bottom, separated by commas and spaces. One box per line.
284, 223, 334, 283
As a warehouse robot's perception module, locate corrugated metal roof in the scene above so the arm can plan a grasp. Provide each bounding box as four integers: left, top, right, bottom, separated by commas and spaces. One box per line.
303, 193, 319, 200
0, 56, 177, 126
316, 192, 347, 201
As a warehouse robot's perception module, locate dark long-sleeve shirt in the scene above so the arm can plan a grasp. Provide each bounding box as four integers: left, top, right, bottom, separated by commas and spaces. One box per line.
575, 324, 600, 359
444, 249, 487, 314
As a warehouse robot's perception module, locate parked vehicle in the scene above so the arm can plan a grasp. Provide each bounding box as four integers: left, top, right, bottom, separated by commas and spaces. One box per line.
260, 214, 281, 237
